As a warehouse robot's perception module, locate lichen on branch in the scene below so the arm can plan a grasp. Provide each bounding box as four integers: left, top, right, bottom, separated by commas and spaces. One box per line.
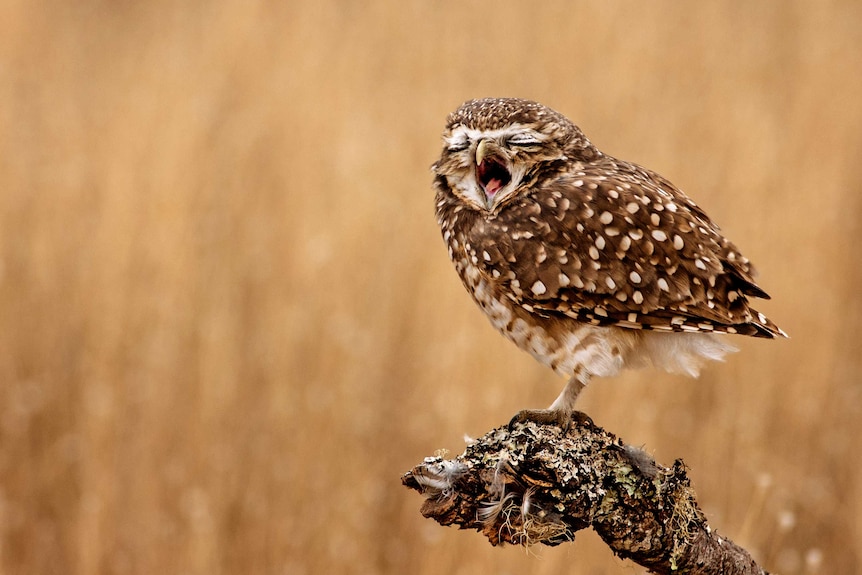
402, 417, 769, 575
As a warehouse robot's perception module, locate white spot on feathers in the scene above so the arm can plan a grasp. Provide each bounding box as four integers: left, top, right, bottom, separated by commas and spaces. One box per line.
619, 236, 632, 251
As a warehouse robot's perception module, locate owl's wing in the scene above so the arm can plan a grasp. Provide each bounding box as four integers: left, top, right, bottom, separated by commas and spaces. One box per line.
466, 161, 784, 338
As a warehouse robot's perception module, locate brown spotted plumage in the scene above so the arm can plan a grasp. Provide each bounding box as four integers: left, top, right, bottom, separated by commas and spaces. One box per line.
432, 98, 786, 426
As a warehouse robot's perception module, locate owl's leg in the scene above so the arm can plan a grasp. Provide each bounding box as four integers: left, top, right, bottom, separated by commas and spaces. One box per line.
509, 367, 592, 431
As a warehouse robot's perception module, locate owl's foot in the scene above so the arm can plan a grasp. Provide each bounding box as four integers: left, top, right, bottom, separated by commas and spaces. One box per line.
508, 409, 593, 433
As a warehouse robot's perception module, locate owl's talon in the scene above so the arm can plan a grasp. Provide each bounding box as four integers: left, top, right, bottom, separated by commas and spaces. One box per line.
508, 409, 595, 433
508, 408, 575, 432
570, 410, 594, 428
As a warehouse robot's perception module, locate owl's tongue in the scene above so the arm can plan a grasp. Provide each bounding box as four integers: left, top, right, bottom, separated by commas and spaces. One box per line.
477, 158, 511, 197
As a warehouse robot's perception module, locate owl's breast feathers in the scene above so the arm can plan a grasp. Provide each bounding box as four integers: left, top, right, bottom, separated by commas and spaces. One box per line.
436, 158, 785, 339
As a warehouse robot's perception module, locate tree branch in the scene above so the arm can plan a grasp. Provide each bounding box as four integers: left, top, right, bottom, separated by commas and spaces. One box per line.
402, 416, 769, 575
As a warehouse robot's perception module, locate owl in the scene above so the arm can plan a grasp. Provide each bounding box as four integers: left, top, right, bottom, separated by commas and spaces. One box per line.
432, 98, 785, 427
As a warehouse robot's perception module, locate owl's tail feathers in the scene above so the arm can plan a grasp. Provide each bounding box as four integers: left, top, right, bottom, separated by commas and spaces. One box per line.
740, 309, 788, 339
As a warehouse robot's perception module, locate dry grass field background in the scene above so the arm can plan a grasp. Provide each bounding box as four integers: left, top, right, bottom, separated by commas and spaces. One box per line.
1, 1, 861, 573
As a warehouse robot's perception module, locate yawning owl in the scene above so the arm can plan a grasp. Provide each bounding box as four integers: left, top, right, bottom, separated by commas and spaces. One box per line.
432, 98, 785, 427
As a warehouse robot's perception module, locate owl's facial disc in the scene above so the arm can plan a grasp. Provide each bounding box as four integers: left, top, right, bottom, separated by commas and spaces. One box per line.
439, 125, 540, 211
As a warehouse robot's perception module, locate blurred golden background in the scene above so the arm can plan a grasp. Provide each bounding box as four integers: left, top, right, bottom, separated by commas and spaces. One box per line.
1, 1, 860, 573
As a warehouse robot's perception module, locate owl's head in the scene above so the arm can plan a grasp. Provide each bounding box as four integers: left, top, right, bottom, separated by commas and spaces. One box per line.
433, 98, 598, 212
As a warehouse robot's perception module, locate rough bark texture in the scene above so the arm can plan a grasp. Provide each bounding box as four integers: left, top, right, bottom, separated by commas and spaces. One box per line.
402, 416, 769, 575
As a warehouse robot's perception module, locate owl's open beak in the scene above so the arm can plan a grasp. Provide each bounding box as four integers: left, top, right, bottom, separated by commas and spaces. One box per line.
475, 140, 511, 203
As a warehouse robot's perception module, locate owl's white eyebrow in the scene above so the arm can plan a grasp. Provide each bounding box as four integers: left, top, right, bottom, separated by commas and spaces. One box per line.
445, 125, 546, 148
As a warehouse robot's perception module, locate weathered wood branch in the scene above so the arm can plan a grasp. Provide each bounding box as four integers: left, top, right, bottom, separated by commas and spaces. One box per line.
402, 416, 769, 575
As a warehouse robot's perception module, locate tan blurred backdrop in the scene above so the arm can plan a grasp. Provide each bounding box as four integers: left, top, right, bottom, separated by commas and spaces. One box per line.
0, 1, 860, 573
